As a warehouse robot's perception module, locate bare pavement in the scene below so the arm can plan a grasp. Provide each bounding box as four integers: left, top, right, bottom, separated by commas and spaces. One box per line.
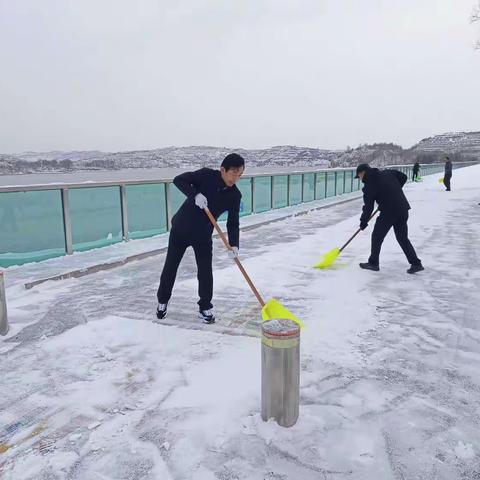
1, 165, 480, 479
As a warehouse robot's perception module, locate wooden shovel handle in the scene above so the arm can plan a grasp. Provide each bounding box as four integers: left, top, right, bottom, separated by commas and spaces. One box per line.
339, 208, 379, 252
204, 207, 265, 307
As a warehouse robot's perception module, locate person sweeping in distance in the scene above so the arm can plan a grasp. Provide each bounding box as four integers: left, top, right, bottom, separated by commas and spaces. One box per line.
156, 153, 245, 323
443, 156, 453, 191
412, 161, 420, 182
355, 163, 424, 274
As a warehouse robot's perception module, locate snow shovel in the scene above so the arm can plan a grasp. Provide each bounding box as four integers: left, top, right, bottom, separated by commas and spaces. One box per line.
204, 207, 304, 328
314, 208, 379, 269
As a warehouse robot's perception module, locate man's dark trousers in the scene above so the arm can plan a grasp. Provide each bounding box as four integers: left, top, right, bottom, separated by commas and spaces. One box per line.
444, 174, 452, 191
368, 213, 421, 266
157, 227, 213, 310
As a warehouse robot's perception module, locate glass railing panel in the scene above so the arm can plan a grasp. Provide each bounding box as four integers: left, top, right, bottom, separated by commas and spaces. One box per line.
254, 176, 272, 213
171, 184, 186, 216
126, 183, 167, 239
326, 172, 336, 197
303, 173, 315, 202
70, 186, 122, 252
354, 176, 361, 190
336, 171, 345, 195
344, 171, 353, 193
0, 190, 65, 267
237, 177, 252, 217
315, 172, 326, 199
273, 175, 288, 208
288, 174, 302, 205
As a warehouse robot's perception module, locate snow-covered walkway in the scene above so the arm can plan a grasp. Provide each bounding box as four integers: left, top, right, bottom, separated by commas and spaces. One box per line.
1, 166, 480, 479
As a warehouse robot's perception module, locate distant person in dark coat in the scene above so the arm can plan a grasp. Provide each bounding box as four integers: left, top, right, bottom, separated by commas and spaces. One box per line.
355, 163, 424, 274
443, 157, 452, 191
156, 153, 245, 324
412, 162, 420, 181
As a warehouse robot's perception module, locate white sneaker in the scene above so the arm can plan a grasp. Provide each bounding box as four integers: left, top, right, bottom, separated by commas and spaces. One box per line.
156, 303, 168, 319
198, 309, 215, 324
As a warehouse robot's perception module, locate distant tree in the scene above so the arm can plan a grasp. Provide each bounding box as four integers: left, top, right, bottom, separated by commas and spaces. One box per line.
61, 159, 73, 169
472, 1, 480, 49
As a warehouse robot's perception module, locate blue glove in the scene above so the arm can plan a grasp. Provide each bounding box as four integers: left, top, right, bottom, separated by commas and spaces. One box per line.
228, 247, 239, 259
360, 222, 368, 231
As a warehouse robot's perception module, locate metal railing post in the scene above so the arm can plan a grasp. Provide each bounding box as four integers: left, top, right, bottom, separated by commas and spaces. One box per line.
251, 177, 256, 213
287, 175, 291, 205
61, 188, 73, 255
270, 176, 274, 210
120, 185, 129, 241
0, 270, 9, 336
165, 182, 173, 231
301, 173, 305, 202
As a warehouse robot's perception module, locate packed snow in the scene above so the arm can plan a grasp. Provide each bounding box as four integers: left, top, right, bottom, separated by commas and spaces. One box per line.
1, 165, 480, 479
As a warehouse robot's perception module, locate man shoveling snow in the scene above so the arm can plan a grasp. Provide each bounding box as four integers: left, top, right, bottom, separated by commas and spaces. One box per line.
156, 153, 245, 323
355, 163, 424, 274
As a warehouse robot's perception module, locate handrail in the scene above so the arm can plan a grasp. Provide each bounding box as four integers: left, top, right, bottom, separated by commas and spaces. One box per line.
0, 161, 477, 193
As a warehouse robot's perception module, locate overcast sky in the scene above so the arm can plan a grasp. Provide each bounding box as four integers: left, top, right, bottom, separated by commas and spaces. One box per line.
0, 0, 479, 154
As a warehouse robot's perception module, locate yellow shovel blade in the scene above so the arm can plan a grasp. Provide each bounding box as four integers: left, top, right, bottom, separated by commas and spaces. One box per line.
261, 298, 304, 328
438, 177, 444, 183
314, 247, 340, 269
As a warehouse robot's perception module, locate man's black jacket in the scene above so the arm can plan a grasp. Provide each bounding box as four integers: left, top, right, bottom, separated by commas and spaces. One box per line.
360, 168, 410, 228
172, 168, 242, 247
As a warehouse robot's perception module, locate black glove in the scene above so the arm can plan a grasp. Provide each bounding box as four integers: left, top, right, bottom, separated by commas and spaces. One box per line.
360, 222, 368, 231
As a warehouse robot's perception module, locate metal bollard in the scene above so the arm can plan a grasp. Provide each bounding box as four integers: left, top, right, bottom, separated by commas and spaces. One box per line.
261, 318, 300, 427
0, 270, 8, 336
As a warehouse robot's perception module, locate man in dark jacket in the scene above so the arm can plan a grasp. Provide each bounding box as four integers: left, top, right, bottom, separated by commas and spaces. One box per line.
156, 153, 245, 323
356, 163, 424, 274
412, 161, 420, 181
444, 157, 452, 191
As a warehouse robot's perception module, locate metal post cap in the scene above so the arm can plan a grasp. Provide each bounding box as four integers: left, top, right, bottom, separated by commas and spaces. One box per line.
262, 319, 300, 337
262, 319, 300, 349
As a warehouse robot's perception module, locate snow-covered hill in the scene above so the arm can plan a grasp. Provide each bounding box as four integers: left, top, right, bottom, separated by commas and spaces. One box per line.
1, 132, 479, 174
413, 131, 480, 154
